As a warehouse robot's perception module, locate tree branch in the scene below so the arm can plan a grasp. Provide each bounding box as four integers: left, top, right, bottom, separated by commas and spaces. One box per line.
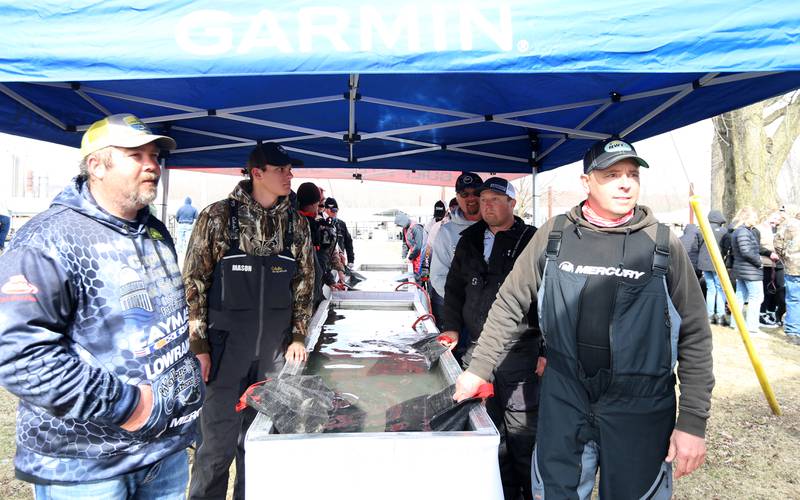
768, 99, 800, 167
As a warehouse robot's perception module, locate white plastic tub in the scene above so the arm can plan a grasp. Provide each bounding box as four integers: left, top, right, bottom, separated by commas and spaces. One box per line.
245, 290, 502, 500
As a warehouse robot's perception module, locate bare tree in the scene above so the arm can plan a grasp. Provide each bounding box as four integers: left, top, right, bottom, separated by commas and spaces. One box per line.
514, 176, 533, 220
712, 91, 800, 220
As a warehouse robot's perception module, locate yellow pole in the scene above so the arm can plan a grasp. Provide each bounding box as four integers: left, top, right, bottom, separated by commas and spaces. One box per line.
689, 196, 781, 416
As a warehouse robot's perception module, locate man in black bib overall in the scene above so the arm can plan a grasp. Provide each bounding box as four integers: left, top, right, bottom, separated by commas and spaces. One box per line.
454, 139, 714, 499
184, 143, 315, 500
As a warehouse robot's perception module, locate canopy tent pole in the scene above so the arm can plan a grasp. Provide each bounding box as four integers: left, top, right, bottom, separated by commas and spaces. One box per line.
159, 158, 170, 224
347, 74, 359, 163
531, 164, 537, 225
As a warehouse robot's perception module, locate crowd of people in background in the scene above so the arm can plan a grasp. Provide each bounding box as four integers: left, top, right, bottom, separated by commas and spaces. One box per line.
680, 204, 800, 344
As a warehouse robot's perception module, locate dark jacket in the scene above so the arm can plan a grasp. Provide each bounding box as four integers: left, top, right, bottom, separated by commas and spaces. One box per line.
333, 218, 354, 264
0, 178, 204, 483
732, 225, 763, 281
442, 217, 536, 342
679, 224, 702, 271
697, 210, 727, 272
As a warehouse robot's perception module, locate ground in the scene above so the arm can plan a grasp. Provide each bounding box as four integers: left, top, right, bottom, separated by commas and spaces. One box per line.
0, 238, 798, 498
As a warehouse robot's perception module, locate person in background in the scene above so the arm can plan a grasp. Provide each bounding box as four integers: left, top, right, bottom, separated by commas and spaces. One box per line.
298, 183, 345, 306
430, 173, 483, 351
420, 200, 448, 286
756, 210, 786, 328
731, 206, 764, 333
395, 211, 425, 278
175, 196, 198, 255
448, 197, 459, 217
0, 113, 203, 498
0, 199, 10, 253
679, 223, 702, 275
324, 197, 355, 268
697, 210, 729, 325
184, 142, 314, 500
775, 205, 800, 345
454, 138, 713, 498
440, 177, 539, 500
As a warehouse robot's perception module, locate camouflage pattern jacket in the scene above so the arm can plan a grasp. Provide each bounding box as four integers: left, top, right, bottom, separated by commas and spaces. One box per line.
183, 180, 315, 354
775, 217, 800, 276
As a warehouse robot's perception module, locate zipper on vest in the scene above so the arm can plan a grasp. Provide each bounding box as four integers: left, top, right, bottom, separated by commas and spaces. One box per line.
608, 284, 619, 373
255, 263, 266, 357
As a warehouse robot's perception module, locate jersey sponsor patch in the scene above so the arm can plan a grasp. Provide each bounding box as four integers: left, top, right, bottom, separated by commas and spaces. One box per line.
148, 227, 165, 241
559, 261, 645, 280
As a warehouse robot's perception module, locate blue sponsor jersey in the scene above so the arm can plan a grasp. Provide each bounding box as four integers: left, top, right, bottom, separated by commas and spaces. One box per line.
0, 178, 204, 483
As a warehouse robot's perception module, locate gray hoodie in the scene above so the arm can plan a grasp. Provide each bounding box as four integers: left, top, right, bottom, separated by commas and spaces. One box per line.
430, 208, 480, 296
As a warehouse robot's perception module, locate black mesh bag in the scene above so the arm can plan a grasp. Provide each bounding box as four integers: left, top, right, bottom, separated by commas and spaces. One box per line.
384, 383, 494, 432
410, 334, 449, 370
238, 375, 336, 434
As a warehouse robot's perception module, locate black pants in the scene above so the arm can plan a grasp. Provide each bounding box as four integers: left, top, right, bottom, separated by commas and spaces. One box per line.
465, 340, 540, 500
485, 397, 537, 500
189, 345, 284, 500
762, 266, 786, 322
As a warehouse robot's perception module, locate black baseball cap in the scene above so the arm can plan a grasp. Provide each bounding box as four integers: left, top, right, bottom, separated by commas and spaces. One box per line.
476, 177, 516, 200
248, 142, 304, 169
583, 138, 649, 174
433, 200, 446, 218
455, 172, 483, 192
324, 197, 338, 210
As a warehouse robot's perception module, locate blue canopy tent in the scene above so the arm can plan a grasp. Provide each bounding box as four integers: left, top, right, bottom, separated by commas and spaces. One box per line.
1, 1, 800, 195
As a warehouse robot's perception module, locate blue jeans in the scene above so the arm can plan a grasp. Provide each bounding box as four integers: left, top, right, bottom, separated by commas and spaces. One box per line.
785, 274, 800, 336
35, 449, 188, 500
703, 271, 726, 317
735, 279, 764, 332
176, 222, 194, 255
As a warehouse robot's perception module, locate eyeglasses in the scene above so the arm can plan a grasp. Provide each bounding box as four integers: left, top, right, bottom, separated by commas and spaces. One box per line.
457, 190, 479, 198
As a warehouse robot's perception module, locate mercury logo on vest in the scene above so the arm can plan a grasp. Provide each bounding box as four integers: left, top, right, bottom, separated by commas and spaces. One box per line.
232, 264, 253, 272
558, 261, 645, 280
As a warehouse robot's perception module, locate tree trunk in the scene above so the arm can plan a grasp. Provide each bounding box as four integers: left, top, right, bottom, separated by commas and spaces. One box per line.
712, 92, 800, 222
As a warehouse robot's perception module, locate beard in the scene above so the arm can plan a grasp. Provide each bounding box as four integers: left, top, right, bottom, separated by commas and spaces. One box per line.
123, 177, 159, 212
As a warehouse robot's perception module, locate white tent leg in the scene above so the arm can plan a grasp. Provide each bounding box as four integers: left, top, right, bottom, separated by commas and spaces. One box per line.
531, 165, 537, 225
160, 159, 170, 224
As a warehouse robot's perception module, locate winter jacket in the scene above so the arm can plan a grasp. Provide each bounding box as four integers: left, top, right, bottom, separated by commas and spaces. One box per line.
175, 197, 198, 224
679, 224, 702, 271
332, 218, 354, 264
394, 213, 425, 261
754, 223, 784, 270
0, 178, 204, 483
466, 204, 714, 437
731, 225, 763, 282
183, 180, 315, 354
697, 210, 727, 272
775, 217, 800, 276
442, 217, 536, 341
430, 208, 480, 296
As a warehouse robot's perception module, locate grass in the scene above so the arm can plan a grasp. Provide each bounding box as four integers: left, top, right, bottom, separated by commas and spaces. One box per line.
0, 324, 798, 499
